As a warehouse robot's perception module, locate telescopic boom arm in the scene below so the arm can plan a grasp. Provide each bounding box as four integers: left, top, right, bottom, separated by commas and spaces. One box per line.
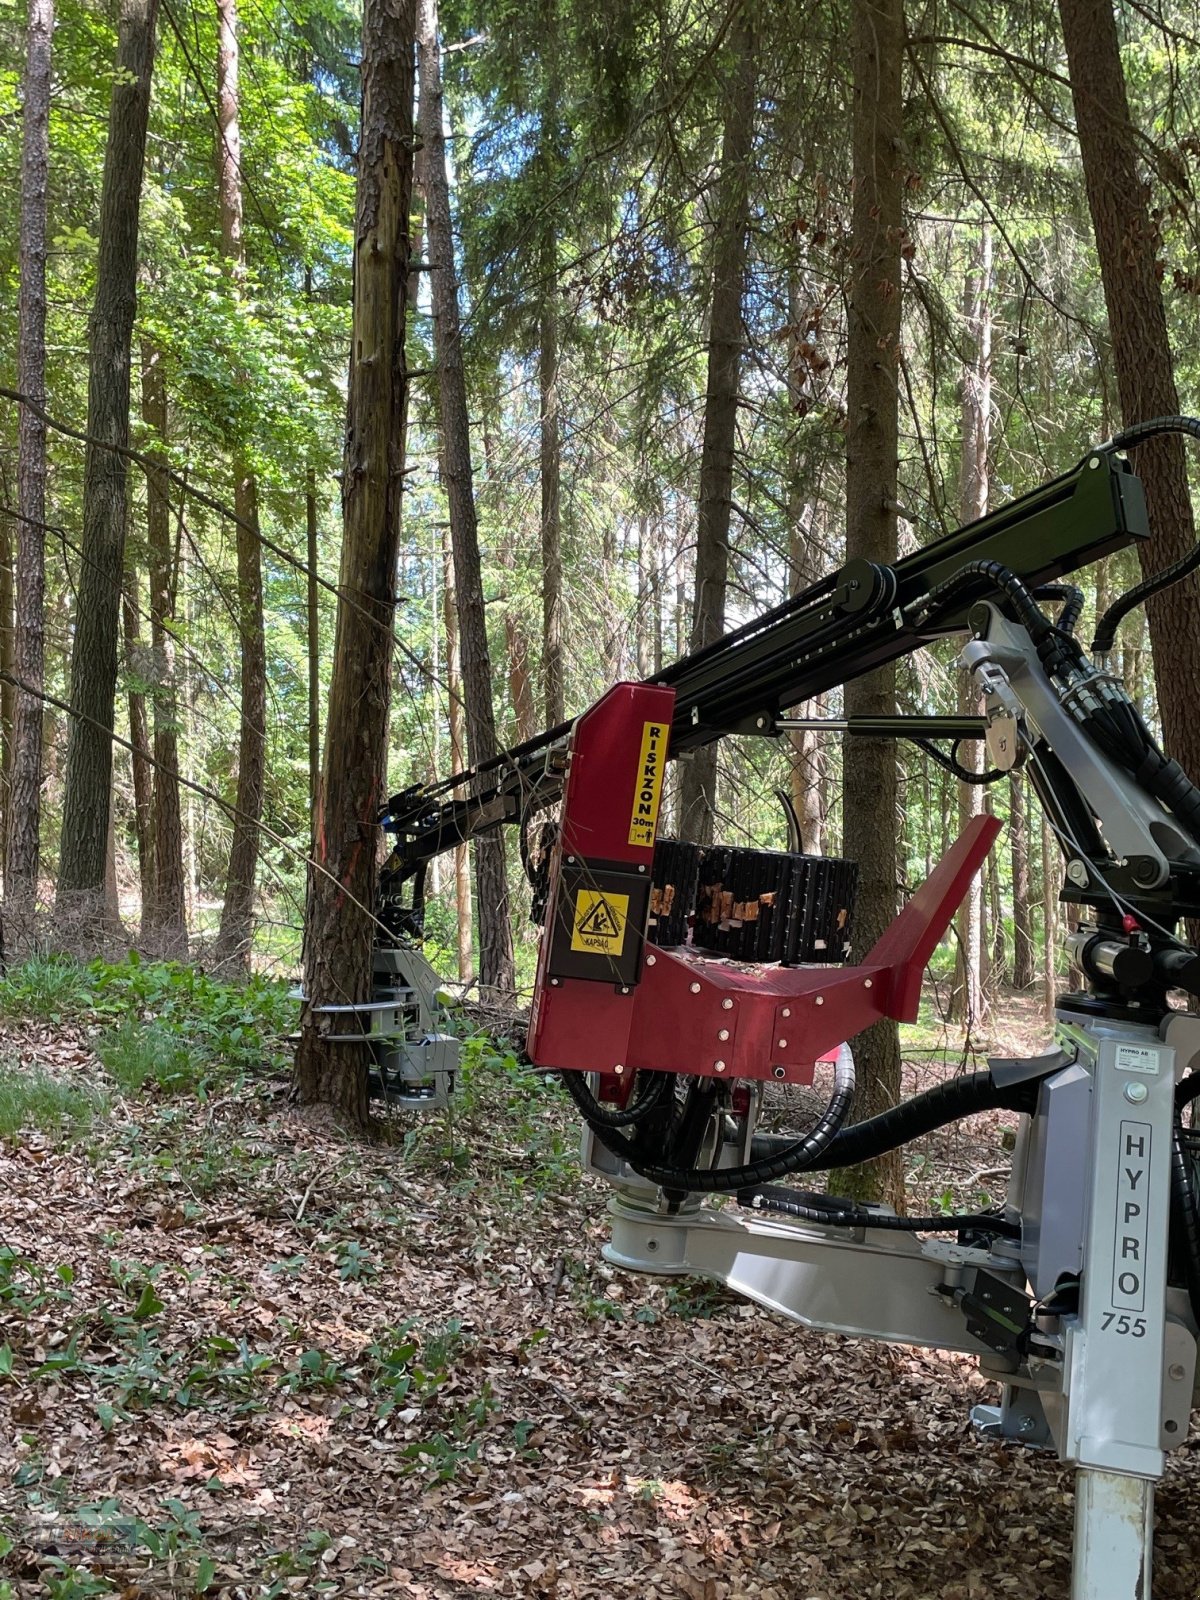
380, 447, 1146, 886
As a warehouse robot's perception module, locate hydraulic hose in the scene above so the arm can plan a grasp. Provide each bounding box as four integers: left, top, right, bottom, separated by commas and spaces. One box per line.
738, 1184, 1021, 1240
1093, 415, 1200, 654
754, 1067, 1042, 1171
561, 1046, 856, 1195
1169, 1114, 1200, 1327
558, 1066, 676, 1128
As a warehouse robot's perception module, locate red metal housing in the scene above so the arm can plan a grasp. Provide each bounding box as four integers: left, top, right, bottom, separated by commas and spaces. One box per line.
527, 681, 1001, 1085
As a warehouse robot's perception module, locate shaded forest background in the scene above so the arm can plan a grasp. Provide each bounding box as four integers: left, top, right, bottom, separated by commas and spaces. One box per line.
2, 0, 1200, 1032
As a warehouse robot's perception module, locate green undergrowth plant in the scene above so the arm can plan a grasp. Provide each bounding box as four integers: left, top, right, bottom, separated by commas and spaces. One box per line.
0, 953, 94, 1023
0, 952, 295, 1104
0, 1061, 109, 1137
397, 1030, 577, 1196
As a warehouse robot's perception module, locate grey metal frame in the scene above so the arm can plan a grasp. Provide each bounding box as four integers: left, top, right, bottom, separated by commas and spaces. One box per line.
585, 1014, 1196, 1600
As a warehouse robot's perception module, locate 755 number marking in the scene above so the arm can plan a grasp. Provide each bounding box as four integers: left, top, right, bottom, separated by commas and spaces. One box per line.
1101, 1312, 1146, 1337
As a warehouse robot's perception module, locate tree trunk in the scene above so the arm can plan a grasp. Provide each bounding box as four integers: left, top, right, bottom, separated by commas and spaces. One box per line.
293, 0, 415, 1126
1059, 0, 1200, 783
307, 464, 320, 830
837, 0, 905, 1209
7, 0, 54, 936
678, 7, 756, 845
122, 570, 154, 925
481, 416, 538, 745
1042, 811, 1059, 1023
140, 343, 188, 958
213, 0, 267, 968
57, 0, 158, 938
949, 226, 992, 1029
417, 0, 514, 996
443, 534, 472, 982
1, 505, 13, 856
539, 227, 566, 728
1010, 770, 1036, 988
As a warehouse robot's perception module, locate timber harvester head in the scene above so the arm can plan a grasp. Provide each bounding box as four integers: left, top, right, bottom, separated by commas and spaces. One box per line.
526, 681, 998, 1177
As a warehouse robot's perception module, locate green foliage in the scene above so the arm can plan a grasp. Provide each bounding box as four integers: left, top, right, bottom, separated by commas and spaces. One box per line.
0, 955, 294, 1107
0, 1062, 108, 1138
0, 955, 93, 1022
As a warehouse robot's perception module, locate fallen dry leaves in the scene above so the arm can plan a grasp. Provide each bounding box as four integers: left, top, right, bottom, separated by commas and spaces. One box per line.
0, 996, 1197, 1598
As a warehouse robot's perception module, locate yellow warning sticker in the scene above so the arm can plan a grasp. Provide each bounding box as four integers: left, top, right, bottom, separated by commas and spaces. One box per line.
570, 890, 630, 956
628, 720, 667, 848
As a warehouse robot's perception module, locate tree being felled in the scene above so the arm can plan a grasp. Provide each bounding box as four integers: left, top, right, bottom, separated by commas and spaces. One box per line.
294, 0, 416, 1127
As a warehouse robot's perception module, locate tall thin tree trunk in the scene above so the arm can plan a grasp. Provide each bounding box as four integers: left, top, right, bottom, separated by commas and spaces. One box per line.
122, 570, 154, 924
1059, 0, 1200, 783
7, 0, 54, 934
539, 226, 565, 728
443, 534, 472, 981
140, 344, 187, 957
949, 226, 992, 1029
482, 416, 538, 745
678, 6, 756, 844
213, 0, 267, 967
838, 0, 904, 1208
294, 0, 415, 1124
307, 465, 320, 831
1010, 770, 1036, 987
0, 506, 14, 857
57, 0, 158, 936
1042, 811, 1059, 1022
417, 0, 514, 995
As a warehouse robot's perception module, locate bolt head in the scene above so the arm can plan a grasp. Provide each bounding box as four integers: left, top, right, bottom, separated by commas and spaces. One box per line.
782, 1007, 791, 1019
777, 1038, 788, 1050
646, 954, 656, 966
614, 1063, 624, 1074
1169, 1362, 1187, 1382
815, 996, 824, 1006
722, 998, 734, 1010
863, 978, 873, 989
714, 1060, 726, 1073
718, 1028, 730, 1041
690, 981, 702, 994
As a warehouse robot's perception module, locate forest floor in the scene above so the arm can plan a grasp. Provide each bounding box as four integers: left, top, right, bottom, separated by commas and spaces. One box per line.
0, 978, 1198, 1599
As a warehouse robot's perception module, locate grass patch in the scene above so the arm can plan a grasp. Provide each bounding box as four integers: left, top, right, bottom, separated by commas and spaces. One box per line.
0, 1060, 108, 1137
0, 952, 296, 1102
0, 953, 94, 1023
94, 1021, 206, 1096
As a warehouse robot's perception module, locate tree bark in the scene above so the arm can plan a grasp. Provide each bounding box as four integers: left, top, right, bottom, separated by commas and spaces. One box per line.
0, 505, 13, 856
1042, 810, 1059, 1023
678, 7, 756, 845
140, 343, 188, 958
7, 0, 54, 936
122, 570, 154, 924
293, 0, 416, 1126
837, 0, 905, 1209
442, 533, 472, 982
539, 227, 565, 729
949, 226, 992, 1029
1010, 769, 1036, 988
1059, 0, 1200, 783
307, 464, 320, 830
57, 0, 158, 937
417, 0, 514, 995
213, 0, 267, 968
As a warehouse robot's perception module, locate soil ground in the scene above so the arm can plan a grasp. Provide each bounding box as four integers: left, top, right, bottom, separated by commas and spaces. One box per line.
1, 991, 1198, 1598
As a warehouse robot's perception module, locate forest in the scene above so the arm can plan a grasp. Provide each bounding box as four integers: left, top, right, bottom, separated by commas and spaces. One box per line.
3, 0, 1200, 1594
